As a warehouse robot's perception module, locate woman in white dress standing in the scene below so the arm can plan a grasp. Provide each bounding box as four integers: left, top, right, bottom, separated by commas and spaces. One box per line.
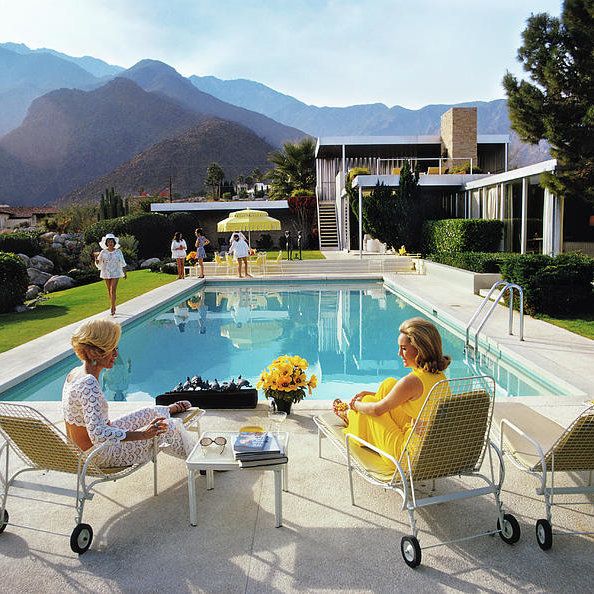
94, 233, 127, 316
171, 231, 187, 279
228, 232, 251, 278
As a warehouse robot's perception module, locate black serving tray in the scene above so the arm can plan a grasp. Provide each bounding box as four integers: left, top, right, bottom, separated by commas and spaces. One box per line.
156, 389, 258, 409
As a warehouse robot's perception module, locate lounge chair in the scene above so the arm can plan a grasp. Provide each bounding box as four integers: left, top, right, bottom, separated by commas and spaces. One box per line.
0, 403, 204, 554
494, 402, 594, 550
313, 376, 520, 568
225, 253, 235, 275
426, 166, 442, 175
213, 253, 226, 275
265, 251, 283, 275
391, 167, 401, 175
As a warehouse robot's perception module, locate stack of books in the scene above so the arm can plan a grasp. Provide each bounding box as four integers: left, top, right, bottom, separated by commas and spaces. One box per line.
233, 431, 287, 468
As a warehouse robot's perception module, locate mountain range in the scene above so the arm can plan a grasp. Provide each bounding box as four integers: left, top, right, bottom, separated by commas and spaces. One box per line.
0, 42, 550, 206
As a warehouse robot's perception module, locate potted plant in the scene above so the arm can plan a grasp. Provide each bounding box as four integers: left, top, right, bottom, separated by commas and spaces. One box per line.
257, 354, 317, 414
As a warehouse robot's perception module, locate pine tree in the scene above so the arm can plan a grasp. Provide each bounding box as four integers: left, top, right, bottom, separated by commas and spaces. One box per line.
503, 0, 594, 203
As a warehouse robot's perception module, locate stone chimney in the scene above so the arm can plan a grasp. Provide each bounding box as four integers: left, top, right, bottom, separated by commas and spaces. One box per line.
440, 107, 477, 170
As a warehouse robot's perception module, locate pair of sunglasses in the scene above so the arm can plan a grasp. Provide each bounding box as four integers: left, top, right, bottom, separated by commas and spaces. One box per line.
199, 436, 227, 453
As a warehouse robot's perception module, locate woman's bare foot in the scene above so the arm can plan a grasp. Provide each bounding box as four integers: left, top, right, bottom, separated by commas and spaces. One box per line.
332, 399, 349, 425
169, 400, 192, 415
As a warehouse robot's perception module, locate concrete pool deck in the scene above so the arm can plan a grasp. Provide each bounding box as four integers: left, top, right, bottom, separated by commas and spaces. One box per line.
0, 405, 592, 593
0, 267, 593, 591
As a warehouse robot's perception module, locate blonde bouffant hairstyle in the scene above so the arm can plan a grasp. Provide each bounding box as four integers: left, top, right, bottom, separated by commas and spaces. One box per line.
71, 319, 121, 363
399, 317, 451, 373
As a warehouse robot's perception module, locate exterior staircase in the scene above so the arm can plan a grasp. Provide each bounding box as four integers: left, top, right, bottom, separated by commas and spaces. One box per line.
317, 201, 339, 251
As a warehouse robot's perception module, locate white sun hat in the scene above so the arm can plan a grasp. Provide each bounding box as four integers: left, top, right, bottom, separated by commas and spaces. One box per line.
99, 233, 120, 250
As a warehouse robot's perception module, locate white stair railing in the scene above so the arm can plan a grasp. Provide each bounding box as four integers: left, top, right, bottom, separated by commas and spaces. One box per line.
465, 281, 524, 353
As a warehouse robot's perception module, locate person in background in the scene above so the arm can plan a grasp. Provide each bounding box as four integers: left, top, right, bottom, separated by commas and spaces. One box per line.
94, 233, 127, 316
63, 319, 195, 467
171, 232, 188, 279
332, 317, 451, 473
194, 228, 210, 278
228, 232, 251, 278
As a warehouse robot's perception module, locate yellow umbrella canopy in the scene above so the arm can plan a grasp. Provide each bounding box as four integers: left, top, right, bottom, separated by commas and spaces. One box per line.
217, 209, 281, 244
220, 321, 283, 349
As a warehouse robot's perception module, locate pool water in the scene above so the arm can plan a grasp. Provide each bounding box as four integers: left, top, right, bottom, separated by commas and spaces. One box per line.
1, 281, 565, 402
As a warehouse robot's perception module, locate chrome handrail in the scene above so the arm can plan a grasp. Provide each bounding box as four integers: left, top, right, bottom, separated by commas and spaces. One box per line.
465, 281, 524, 352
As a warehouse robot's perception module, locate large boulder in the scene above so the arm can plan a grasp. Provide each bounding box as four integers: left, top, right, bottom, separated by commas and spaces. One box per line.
44, 275, 75, 293
29, 255, 54, 273
140, 257, 161, 269
17, 253, 30, 267
27, 268, 52, 287
64, 240, 80, 252
40, 232, 55, 242
25, 285, 40, 300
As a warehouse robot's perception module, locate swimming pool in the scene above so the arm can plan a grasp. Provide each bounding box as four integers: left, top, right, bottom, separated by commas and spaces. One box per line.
0, 280, 569, 402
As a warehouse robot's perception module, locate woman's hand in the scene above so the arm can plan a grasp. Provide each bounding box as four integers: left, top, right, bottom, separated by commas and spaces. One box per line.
140, 417, 167, 440
349, 393, 364, 410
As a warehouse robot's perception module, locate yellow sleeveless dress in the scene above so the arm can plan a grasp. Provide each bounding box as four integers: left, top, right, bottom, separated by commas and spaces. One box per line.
344, 367, 447, 472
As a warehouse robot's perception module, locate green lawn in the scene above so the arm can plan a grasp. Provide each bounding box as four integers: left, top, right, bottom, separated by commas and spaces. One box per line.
537, 314, 594, 341
0, 270, 175, 353
264, 250, 325, 260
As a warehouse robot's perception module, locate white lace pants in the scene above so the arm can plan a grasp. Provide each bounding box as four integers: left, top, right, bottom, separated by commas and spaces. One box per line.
94, 406, 195, 467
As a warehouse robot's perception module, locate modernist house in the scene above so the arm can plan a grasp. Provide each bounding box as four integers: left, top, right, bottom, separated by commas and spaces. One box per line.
315, 107, 577, 256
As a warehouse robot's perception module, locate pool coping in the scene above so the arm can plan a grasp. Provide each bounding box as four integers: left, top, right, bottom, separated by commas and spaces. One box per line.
1, 273, 592, 420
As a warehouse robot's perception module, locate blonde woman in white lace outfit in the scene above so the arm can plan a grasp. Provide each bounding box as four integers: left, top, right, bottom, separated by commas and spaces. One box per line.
62, 319, 195, 467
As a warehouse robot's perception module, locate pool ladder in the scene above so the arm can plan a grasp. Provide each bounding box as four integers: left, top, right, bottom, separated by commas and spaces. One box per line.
465, 281, 524, 353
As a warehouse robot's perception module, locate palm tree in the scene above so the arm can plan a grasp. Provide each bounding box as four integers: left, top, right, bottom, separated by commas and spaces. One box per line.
267, 137, 316, 199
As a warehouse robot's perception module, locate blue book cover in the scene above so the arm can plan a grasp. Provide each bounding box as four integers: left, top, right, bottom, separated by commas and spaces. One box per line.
233, 432, 270, 453
234, 433, 283, 459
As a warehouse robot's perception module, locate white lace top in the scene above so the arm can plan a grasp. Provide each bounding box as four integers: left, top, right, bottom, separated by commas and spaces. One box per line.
96, 248, 126, 279
62, 368, 126, 444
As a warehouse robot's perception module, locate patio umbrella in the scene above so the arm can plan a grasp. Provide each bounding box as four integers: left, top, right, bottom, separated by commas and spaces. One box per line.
220, 321, 283, 349
217, 208, 281, 245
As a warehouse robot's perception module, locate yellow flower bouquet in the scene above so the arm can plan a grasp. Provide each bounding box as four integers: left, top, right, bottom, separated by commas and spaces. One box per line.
257, 354, 318, 404
185, 251, 198, 266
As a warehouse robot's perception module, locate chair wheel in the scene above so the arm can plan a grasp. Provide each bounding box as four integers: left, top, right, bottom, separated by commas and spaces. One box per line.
498, 513, 521, 544
536, 519, 553, 550
400, 535, 422, 568
0, 509, 8, 534
70, 523, 93, 554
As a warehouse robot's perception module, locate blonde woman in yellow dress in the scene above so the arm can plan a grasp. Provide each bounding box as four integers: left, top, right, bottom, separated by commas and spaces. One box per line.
333, 317, 451, 472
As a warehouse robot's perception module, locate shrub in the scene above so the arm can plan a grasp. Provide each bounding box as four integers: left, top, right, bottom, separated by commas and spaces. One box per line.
40, 246, 79, 273
167, 212, 203, 246
68, 268, 101, 286
84, 213, 175, 259
422, 219, 503, 254
256, 234, 274, 250
500, 252, 593, 315
0, 252, 28, 312
0, 231, 40, 256
428, 252, 514, 273
149, 258, 177, 274
118, 234, 139, 266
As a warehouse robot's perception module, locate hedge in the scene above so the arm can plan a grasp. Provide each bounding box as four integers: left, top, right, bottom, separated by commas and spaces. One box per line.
500, 253, 594, 316
83, 212, 205, 259
0, 252, 29, 312
84, 213, 175, 259
422, 219, 503, 254
0, 231, 40, 256
428, 252, 514, 273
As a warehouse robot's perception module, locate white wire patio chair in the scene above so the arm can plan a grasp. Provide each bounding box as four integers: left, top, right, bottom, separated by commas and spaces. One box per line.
0, 402, 204, 554
494, 402, 594, 550
313, 375, 520, 568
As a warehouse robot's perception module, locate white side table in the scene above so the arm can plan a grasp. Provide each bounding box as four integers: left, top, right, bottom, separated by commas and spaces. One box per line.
186, 431, 289, 528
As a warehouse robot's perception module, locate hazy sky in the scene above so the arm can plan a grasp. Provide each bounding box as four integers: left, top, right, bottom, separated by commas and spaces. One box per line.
0, 0, 563, 108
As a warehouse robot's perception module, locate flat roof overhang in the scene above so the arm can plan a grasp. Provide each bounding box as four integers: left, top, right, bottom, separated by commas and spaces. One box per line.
463, 159, 557, 190
352, 173, 488, 189
316, 134, 509, 158
151, 200, 289, 212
